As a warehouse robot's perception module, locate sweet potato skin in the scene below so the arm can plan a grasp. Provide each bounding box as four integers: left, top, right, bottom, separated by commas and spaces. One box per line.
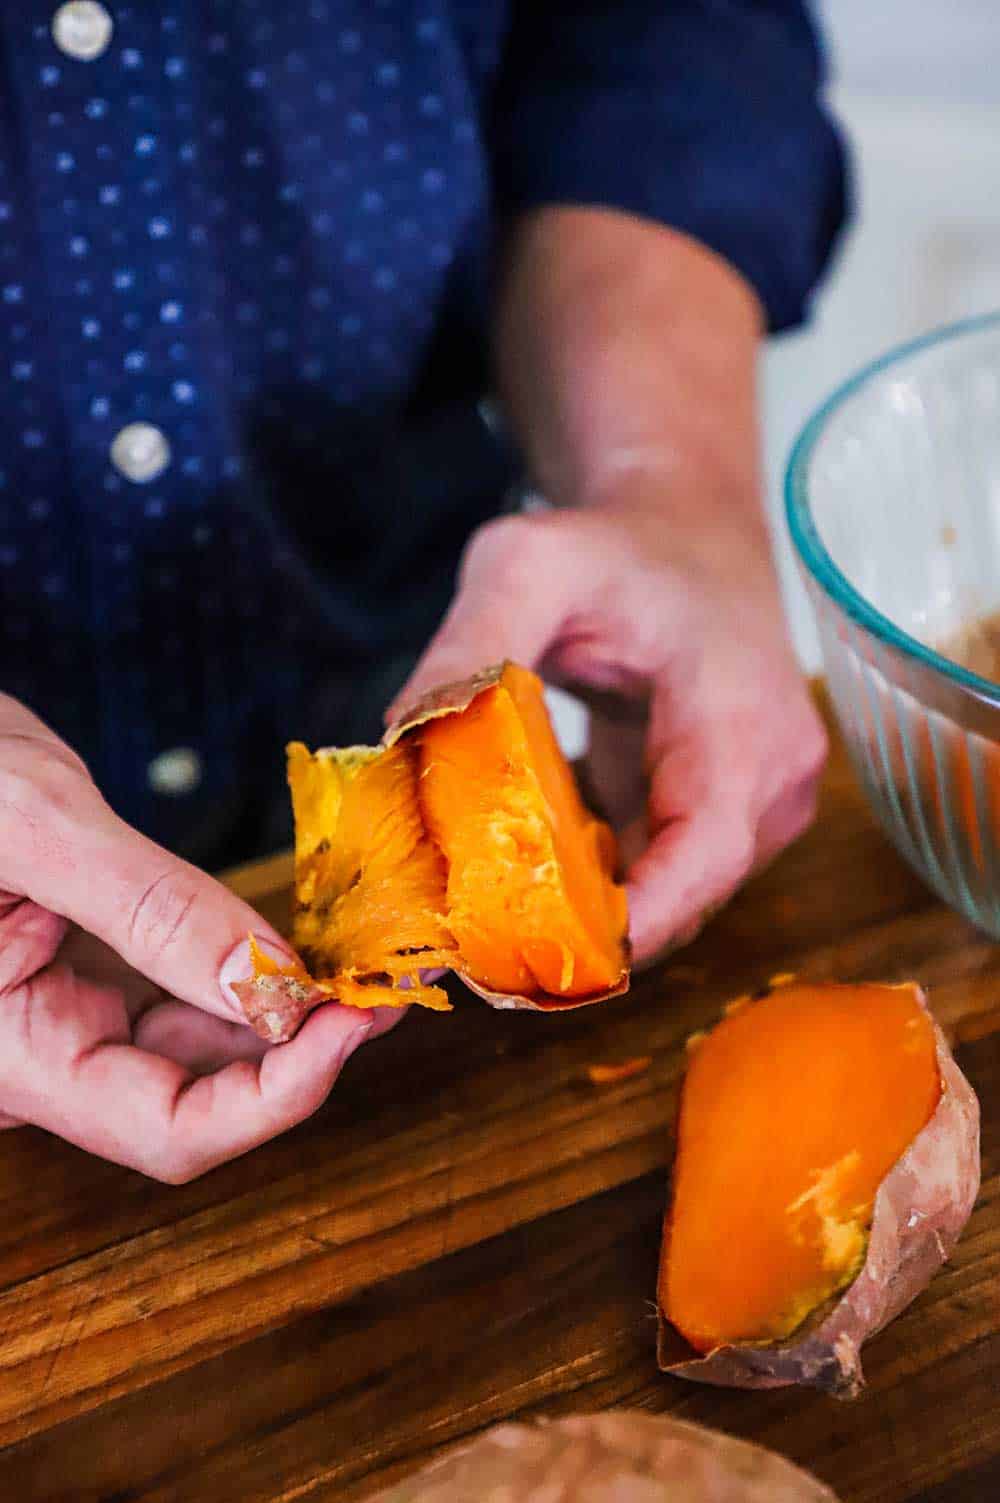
365, 1411, 838, 1502
460, 966, 630, 1012
233, 942, 629, 1041
231, 971, 328, 1045
658, 990, 980, 1396
231, 961, 446, 1045
382, 663, 506, 745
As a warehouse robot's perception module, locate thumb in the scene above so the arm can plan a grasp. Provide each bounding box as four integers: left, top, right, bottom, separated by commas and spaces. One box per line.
0, 707, 297, 1027
388, 514, 574, 721
37, 799, 295, 1028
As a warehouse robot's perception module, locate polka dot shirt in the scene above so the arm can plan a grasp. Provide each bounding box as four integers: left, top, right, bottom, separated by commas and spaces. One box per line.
0, 2, 845, 861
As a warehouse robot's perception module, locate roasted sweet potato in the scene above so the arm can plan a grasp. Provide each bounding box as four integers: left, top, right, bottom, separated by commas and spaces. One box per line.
658, 978, 980, 1396
235, 663, 629, 1041
365, 1411, 838, 1501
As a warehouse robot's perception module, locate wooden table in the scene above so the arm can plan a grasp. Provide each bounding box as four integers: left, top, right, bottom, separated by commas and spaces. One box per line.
1, 705, 998, 1502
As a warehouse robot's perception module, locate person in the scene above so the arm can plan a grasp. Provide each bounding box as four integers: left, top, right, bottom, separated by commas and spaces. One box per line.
0, 2, 846, 1179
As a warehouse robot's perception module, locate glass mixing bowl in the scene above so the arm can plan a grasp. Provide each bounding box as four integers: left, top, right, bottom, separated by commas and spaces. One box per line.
786, 311, 1000, 935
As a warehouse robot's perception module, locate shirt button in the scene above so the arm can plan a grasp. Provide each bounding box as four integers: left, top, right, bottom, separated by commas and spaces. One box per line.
148, 747, 203, 797
477, 397, 503, 436
51, 2, 114, 61
110, 422, 171, 483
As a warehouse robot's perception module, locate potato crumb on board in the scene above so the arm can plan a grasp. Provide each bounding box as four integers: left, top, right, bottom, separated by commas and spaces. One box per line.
586, 1057, 651, 1085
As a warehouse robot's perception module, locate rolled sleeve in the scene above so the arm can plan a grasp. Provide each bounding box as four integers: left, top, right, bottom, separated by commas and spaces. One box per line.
490, 0, 849, 331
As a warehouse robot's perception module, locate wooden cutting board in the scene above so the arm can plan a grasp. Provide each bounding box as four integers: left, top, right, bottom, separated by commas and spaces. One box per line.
0, 696, 998, 1502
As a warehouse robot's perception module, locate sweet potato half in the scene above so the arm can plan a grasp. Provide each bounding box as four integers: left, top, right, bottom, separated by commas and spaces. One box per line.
235, 663, 629, 1041
657, 977, 980, 1396
365, 1411, 839, 1502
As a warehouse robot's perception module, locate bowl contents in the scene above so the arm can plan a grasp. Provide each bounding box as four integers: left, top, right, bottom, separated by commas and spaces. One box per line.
365, 1410, 839, 1502
658, 976, 980, 1395
940, 612, 1000, 684
235, 662, 629, 1041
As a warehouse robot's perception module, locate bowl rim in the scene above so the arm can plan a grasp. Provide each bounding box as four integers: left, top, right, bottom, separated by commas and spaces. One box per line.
785, 308, 1000, 709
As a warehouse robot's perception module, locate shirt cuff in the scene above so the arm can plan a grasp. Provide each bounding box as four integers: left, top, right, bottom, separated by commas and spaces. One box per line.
490, 11, 849, 333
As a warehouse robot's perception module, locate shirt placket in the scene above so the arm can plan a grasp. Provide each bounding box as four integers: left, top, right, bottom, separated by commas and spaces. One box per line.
17, 2, 225, 831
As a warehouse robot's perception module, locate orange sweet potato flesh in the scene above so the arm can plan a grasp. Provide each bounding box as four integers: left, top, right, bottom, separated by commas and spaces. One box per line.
284, 740, 456, 1011
238, 662, 628, 1039
418, 663, 627, 998
661, 980, 942, 1355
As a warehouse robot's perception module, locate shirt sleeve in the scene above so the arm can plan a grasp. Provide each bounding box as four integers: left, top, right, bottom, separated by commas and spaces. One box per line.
489, 0, 849, 332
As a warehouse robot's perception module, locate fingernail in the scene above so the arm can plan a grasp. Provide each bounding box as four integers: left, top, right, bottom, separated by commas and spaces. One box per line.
218, 933, 298, 1016
338, 1015, 374, 1066
396, 967, 447, 989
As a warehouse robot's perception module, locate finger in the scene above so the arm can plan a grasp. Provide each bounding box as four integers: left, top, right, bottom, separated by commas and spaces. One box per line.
133, 1000, 271, 1073
0, 896, 68, 992
135, 993, 406, 1074
616, 813, 648, 873
582, 714, 647, 831
57, 928, 165, 1018
0, 727, 299, 1028
0, 896, 65, 1128
1, 965, 381, 1182
65, 815, 294, 1030
388, 515, 577, 718
389, 511, 698, 734
626, 801, 754, 965
752, 775, 820, 872
623, 774, 819, 968
625, 711, 756, 963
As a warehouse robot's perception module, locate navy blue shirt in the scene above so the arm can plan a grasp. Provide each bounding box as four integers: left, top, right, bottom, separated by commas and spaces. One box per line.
0, 1, 845, 864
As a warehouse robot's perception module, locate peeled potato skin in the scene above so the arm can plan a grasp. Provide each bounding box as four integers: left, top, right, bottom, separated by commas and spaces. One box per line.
658, 989, 981, 1396
382, 663, 506, 745
231, 971, 328, 1045
460, 965, 630, 1012
365, 1411, 838, 1502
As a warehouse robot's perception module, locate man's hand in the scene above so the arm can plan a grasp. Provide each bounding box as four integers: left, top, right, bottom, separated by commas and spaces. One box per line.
393, 206, 826, 963
393, 501, 824, 964
0, 695, 396, 1180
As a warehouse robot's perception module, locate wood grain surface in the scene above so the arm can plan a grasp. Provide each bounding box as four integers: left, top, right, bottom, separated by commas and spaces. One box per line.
0, 702, 998, 1501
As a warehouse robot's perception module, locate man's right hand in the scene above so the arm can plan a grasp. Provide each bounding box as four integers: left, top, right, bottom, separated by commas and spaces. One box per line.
0, 694, 395, 1181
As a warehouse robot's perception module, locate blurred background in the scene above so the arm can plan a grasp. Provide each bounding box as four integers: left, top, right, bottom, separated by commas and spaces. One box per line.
547, 0, 1000, 752
764, 0, 1000, 669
